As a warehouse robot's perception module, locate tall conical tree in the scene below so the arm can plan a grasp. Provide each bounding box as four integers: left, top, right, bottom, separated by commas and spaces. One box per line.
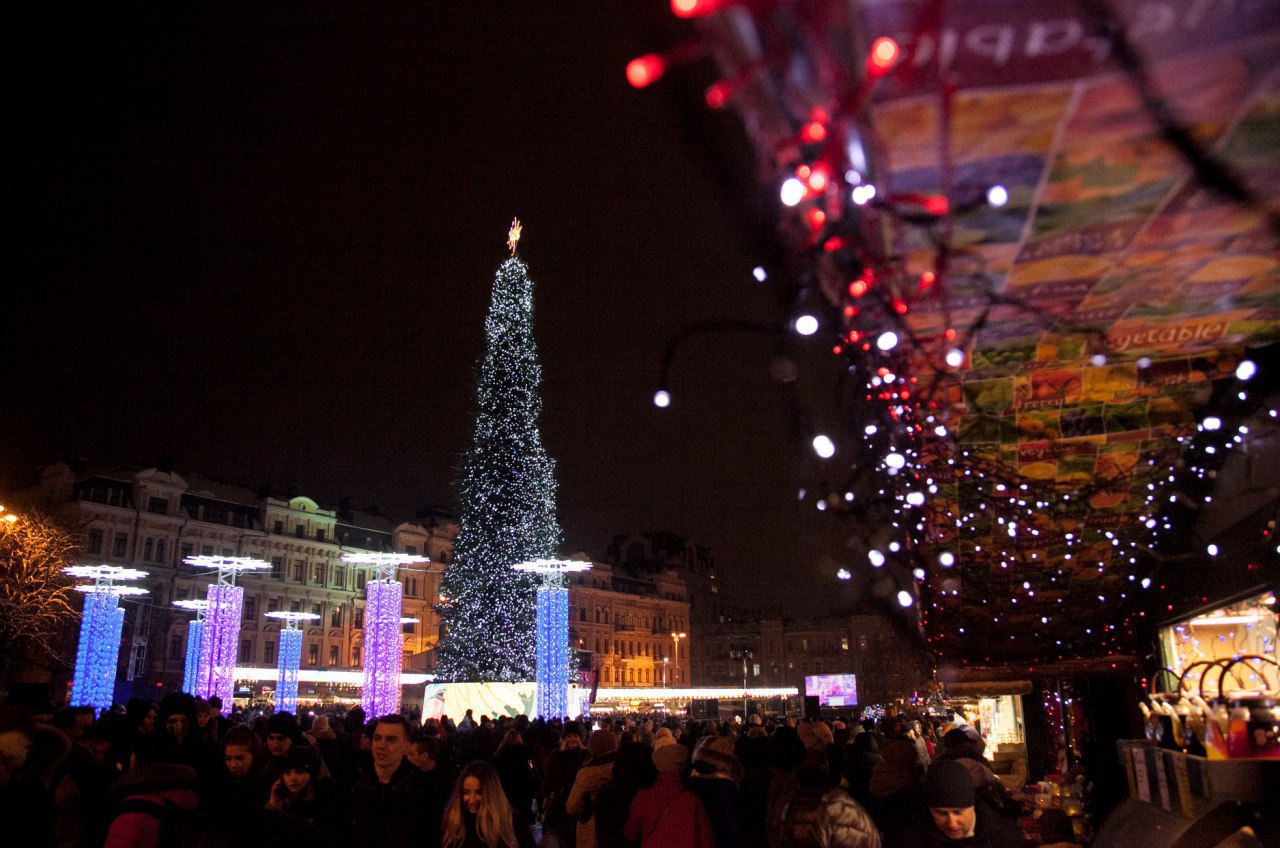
436, 222, 563, 681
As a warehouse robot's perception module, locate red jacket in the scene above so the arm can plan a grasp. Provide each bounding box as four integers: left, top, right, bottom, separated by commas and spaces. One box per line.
623, 772, 715, 848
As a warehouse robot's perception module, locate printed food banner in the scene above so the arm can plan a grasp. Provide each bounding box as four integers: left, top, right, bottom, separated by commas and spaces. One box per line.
865, 6, 1280, 660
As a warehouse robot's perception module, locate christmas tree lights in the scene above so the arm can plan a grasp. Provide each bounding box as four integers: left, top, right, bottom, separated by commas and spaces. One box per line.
173, 599, 209, 696
342, 552, 427, 718
514, 559, 592, 718
264, 611, 319, 715
437, 225, 564, 682
65, 565, 148, 715
185, 556, 270, 713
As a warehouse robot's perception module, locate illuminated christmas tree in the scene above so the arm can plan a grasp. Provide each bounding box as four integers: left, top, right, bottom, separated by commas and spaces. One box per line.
436, 220, 563, 682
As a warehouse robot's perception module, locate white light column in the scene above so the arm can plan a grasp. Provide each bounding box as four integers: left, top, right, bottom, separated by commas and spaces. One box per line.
513, 559, 592, 719
184, 556, 271, 714
64, 566, 149, 716
342, 553, 428, 718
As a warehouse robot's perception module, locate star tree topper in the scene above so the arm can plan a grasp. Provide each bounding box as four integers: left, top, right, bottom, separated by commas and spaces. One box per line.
507, 217, 522, 256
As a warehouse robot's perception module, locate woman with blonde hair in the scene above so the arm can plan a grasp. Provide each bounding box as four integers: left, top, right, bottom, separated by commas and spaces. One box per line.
441, 760, 535, 848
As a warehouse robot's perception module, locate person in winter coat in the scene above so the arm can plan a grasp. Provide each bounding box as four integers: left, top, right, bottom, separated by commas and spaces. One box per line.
565, 729, 618, 848
867, 741, 926, 848
899, 760, 1024, 848
623, 741, 714, 848
491, 730, 540, 837
689, 734, 749, 848
593, 740, 657, 848
101, 761, 201, 848
539, 724, 589, 848
780, 781, 882, 848
440, 760, 535, 848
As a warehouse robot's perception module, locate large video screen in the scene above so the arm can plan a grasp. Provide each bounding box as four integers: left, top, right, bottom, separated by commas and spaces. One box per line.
804, 673, 858, 707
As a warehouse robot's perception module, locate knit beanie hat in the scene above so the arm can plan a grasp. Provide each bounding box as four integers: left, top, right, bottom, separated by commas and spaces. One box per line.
588, 728, 617, 759
266, 712, 298, 738
653, 742, 689, 773
283, 746, 320, 777
926, 760, 975, 809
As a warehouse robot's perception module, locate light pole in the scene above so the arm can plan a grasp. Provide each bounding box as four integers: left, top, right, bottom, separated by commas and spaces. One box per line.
670, 631, 686, 687
730, 645, 753, 719
663, 656, 670, 688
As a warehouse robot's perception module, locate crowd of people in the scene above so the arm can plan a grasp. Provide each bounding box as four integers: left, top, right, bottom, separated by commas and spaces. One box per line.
0, 693, 1081, 848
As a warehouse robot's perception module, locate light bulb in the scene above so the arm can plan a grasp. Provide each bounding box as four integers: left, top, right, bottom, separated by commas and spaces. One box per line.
653, 390, 671, 408
812, 434, 836, 458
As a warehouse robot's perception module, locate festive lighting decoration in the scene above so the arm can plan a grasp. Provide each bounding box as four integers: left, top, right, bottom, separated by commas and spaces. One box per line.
626, 54, 666, 89
437, 243, 564, 683
670, 0, 727, 20
185, 556, 270, 713
794, 314, 819, 336
813, 434, 836, 458
173, 599, 209, 696
65, 566, 148, 715
653, 389, 672, 408
781, 177, 807, 206
343, 553, 427, 717
264, 611, 320, 715
866, 37, 900, 75
513, 559, 591, 718
986, 185, 1009, 207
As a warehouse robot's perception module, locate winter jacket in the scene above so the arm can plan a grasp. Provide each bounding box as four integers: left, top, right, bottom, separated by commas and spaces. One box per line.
623, 771, 715, 848
780, 785, 882, 848
565, 754, 616, 848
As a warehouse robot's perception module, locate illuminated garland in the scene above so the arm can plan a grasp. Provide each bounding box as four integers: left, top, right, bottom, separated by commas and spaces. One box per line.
183, 619, 204, 696
66, 566, 147, 715
199, 584, 243, 710
437, 251, 563, 682
363, 579, 404, 717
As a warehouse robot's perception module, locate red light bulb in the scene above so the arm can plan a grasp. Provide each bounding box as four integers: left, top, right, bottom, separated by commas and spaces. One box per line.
626, 54, 667, 89
800, 121, 827, 143
822, 236, 844, 252
923, 194, 949, 216
919, 270, 937, 290
671, 0, 723, 18
867, 37, 900, 76
705, 80, 731, 109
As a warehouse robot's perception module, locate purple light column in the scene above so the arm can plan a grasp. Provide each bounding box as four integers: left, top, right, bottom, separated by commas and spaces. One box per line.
361, 580, 403, 718
198, 584, 243, 713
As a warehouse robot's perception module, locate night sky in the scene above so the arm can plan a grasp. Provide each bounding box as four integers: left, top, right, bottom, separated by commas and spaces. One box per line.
8, 2, 859, 612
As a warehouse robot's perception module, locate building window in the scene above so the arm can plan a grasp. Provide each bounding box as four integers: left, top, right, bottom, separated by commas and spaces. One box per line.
295, 525, 306, 538
143, 539, 154, 561
268, 598, 279, 613
311, 604, 321, 618
271, 556, 284, 579
176, 588, 188, 600
181, 543, 194, 560
308, 644, 318, 666
263, 641, 276, 664
331, 605, 343, 628
354, 610, 364, 629
112, 533, 128, 558
858, 635, 869, 651
156, 539, 166, 562
842, 637, 849, 651
148, 497, 168, 515
329, 645, 339, 666
403, 620, 416, 634
290, 601, 300, 613
294, 563, 305, 582
353, 647, 361, 666
239, 640, 252, 663
274, 520, 284, 534
334, 566, 345, 589
753, 663, 761, 677
315, 528, 325, 542
313, 565, 325, 585
201, 545, 214, 556
86, 529, 103, 555
244, 597, 256, 621
357, 572, 367, 590
403, 651, 412, 670
169, 636, 182, 660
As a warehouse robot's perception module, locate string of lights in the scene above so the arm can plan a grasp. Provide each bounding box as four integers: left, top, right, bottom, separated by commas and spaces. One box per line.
64, 565, 148, 715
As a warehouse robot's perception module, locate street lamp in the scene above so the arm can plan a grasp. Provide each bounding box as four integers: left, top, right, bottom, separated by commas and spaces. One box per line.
663, 656, 670, 688
670, 631, 686, 687
732, 648, 747, 722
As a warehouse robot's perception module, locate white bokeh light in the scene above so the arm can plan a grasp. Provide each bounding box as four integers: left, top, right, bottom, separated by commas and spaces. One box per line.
986, 184, 1009, 207
794, 314, 819, 336
1237, 359, 1257, 380
812, 434, 836, 459
868, 549, 885, 567
876, 331, 899, 351
781, 177, 807, 207
653, 390, 671, 408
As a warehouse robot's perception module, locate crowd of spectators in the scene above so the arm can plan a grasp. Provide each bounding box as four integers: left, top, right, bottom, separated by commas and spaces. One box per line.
0, 693, 1053, 848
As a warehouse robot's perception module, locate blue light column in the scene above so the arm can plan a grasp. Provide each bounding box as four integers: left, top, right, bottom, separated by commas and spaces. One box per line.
277, 627, 304, 714
535, 585, 570, 718
70, 592, 121, 715
182, 619, 204, 695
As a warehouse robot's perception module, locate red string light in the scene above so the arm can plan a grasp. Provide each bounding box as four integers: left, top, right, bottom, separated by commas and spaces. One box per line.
671, 0, 726, 19
626, 54, 667, 89
866, 37, 900, 76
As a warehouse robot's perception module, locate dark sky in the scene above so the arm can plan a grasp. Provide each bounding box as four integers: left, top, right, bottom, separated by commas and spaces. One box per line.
8, 2, 856, 612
